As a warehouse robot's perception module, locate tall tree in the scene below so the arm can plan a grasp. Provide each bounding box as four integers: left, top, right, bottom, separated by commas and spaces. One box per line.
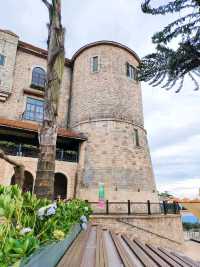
139, 0, 200, 92
34, 0, 65, 199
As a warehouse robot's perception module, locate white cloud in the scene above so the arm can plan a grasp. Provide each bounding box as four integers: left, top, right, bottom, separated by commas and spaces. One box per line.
158, 178, 200, 199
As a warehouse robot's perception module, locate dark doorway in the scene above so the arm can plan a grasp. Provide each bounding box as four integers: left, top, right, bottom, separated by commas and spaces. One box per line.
23, 171, 34, 193
11, 171, 34, 193
54, 173, 67, 200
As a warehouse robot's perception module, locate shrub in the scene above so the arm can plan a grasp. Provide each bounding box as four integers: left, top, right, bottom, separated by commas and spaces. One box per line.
0, 185, 92, 266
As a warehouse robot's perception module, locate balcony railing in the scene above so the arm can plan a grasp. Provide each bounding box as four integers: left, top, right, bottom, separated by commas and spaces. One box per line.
87, 200, 180, 216
0, 143, 78, 163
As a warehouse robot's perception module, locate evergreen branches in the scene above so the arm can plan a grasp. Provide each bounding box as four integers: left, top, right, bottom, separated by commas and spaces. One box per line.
139, 0, 200, 92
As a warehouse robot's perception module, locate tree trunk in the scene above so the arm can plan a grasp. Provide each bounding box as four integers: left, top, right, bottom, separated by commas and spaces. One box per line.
0, 149, 25, 188
34, 0, 65, 199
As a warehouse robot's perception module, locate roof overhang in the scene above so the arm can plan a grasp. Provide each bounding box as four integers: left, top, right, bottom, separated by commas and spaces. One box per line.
0, 118, 86, 141
17, 40, 140, 66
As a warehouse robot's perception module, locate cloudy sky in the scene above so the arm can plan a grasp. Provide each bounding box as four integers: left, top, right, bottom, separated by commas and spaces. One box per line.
1, 0, 200, 198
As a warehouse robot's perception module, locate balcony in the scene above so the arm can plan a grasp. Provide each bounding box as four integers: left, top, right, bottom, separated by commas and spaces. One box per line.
0, 142, 78, 163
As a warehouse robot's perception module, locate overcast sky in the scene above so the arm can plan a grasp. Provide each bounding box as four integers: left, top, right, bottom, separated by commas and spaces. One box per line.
1, 0, 200, 198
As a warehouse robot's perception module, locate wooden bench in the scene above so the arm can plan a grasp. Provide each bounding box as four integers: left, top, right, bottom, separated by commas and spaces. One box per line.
122, 235, 157, 267
146, 243, 182, 267
57, 225, 91, 267
134, 239, 169, 267
110, 232, 135, 267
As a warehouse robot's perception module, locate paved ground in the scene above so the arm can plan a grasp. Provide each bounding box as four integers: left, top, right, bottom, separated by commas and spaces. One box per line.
184, 240, 200, 261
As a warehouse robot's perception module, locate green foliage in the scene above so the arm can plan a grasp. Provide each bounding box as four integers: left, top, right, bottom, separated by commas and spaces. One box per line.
159, 191, 173, 198
0, 185, 92, 266
139, 0, 200, 92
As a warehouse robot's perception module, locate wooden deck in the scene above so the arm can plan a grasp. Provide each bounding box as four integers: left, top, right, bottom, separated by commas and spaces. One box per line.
57, 225, 200, 267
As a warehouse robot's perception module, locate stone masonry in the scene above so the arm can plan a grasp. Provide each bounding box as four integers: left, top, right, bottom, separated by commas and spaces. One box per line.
0, 29, 158, 203
0, 29, 185, 249
70, 44, 158, 202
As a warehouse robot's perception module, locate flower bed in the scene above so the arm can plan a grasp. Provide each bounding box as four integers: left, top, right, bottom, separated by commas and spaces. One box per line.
0, 185, 92, 267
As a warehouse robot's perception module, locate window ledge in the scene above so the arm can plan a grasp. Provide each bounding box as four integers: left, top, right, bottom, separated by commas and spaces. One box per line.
23, 88, 44, 98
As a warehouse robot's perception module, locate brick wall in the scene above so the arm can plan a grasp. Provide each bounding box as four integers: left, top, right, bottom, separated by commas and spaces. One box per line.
70, 44, 157, 202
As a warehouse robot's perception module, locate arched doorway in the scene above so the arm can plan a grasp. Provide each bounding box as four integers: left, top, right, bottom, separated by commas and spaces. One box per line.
11, 171, 34, 193
54, 173, 67, 200
23, 171, 34, 193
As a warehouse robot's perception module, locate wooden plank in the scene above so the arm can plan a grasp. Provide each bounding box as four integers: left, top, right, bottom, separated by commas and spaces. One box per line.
134, 239, 170, 267
159, 248, 191, 267
57, 226, 91, 267
171, 252, 200, 267
122, 235, 157, 267
110, 232, 135, 267
95, 226, 109, 267
102, 230, 109, 267
147, 244, 182, 267
95, 227, 101, 267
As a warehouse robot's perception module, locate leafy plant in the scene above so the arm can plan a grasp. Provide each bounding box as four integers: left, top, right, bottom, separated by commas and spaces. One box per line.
0, 185, 92, 266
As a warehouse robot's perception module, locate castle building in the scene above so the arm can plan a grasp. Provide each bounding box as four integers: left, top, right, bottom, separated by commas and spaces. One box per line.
0, 29, 158, 202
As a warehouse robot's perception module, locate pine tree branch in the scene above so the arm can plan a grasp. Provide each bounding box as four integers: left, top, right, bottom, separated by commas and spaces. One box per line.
142, 0, 196, 15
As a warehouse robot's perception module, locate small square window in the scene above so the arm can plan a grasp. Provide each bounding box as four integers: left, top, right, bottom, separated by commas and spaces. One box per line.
0, 54, 5, 66
91, 56, 99, 73
126, 63, 138, 80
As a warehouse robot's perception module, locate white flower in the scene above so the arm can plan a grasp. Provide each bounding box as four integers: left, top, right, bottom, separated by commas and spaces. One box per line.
20, 227, 32, 235
46, 206, 56, 216
37, 207, 46, 217
37, 202, 57, 219
84, 207, 89, 211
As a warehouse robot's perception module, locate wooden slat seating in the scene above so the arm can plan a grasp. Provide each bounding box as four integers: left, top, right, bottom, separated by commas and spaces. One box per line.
57, 225, 199, 267
159, 248, 192, 267
57, 225, 91, 267
95, 226, 109, 267
146, 243, 184, 267
110, 231, 135, 267
171, 252, 200, 267
134, 239, 170, 267
122, 235, 157, 267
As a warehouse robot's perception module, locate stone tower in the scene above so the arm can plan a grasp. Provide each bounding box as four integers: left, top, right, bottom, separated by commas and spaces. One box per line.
0, 30, 19, 102
69, 41, 158, 202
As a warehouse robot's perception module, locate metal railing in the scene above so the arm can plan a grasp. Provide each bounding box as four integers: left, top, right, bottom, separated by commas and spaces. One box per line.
185, 230, 200, 242
0, 143, 78, 163
88, 200, 180, 216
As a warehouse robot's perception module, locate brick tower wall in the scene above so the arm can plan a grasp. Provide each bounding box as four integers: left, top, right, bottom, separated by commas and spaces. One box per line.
70, 44, 158, 202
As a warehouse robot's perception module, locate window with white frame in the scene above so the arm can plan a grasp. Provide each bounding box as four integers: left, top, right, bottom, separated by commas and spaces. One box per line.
126, 63, 138, 80
0, 54, 5, 66
91, 56, 99, 73
23, 97, 44, 122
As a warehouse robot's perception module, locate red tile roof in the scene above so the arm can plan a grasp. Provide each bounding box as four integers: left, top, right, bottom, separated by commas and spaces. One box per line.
0, 118, 86, 140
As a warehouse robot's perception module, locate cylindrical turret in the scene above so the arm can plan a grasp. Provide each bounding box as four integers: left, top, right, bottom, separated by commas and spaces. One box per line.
70, 41, 158, 202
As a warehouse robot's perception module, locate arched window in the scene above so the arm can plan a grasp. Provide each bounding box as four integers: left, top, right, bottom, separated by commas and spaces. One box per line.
54, 173, 68, 200
31, 67, 46, 89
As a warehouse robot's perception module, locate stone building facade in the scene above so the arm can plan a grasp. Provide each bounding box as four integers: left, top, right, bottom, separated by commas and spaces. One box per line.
0, 28, 158, 203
